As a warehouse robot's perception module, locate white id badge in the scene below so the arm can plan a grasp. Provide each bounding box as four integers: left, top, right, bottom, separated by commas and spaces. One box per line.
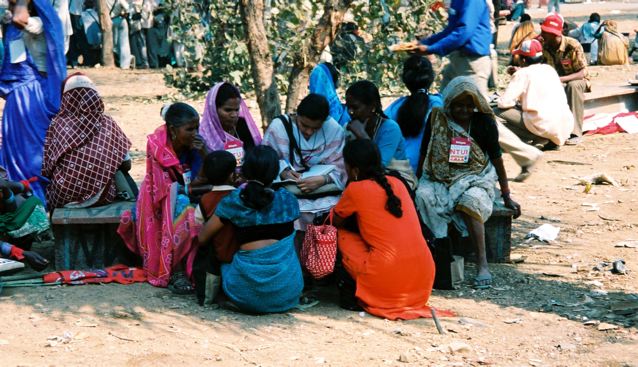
449, 137, 471, 164
182, 170, 192, 193
9, 39, 27, 64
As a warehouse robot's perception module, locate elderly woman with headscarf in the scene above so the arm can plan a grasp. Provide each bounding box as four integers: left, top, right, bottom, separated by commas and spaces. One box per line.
415, 76, 521, 289
42, 73, 133, 209
199, 82, 262, 164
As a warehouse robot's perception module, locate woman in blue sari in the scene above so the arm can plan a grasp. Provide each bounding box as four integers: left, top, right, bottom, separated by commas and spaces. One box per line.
0, 0, 67, 205
309, 62, 350, 126
385, 55, 442, 174
198, 145, 303, 314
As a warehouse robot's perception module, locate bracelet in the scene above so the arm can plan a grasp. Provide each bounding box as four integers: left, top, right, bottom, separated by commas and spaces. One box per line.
501, 191, 511, 198
323, 174, 331, 185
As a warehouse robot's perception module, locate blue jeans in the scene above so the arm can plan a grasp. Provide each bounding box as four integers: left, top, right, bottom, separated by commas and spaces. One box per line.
112, 16, 132, 69
548, 0, 560, 13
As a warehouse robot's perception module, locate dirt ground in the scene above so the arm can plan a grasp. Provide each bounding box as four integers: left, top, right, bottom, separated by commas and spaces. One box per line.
2, 1, 638, 366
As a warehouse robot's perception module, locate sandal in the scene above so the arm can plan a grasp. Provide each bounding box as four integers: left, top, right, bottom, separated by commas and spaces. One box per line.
168, 271, 195, 295
473, 274, 493, 290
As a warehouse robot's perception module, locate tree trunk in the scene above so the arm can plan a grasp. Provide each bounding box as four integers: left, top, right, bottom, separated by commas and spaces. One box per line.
284, 0, 354, 112
97, 0, 115, 67
240, 0, 281, 128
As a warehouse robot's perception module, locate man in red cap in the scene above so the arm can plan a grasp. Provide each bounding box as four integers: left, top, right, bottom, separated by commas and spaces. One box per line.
497, 39, 574, 181
539, 13, 590, 146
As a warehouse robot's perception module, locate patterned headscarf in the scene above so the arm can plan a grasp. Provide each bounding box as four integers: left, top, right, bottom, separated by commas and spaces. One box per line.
42, 74, 131, 208
441, 76, 494, 118
200, 82, 262, 151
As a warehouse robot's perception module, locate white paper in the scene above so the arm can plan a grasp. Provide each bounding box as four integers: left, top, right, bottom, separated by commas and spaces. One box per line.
9, 39, 27, 64
526, 224, 560, 242
615, 114, 638, 134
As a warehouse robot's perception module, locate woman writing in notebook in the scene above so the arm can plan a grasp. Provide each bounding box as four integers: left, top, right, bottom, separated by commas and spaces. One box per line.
262, 93, 346, 231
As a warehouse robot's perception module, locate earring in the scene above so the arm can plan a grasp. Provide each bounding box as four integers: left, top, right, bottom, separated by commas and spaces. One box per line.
170, 132, 176, 140
354, 175, 358, 181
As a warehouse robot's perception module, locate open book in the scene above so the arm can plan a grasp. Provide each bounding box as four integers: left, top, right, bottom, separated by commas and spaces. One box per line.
0, 258, 25, 274
274, 164, 336, 184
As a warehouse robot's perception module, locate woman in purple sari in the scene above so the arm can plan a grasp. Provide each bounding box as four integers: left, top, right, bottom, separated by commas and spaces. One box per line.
199, 82, 261, 162
0, 0, 67, 206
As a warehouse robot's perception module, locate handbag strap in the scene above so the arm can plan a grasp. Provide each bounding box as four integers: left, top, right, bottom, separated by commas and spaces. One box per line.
278, 114, 309, 171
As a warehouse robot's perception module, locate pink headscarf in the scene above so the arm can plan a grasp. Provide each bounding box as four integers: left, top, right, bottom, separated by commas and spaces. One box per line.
200, 82, 262, 151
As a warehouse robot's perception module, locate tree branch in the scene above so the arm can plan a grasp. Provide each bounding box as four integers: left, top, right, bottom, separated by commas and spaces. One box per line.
284, 0, 354, 112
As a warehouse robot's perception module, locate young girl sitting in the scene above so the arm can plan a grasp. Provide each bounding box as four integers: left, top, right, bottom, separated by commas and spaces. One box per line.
193, 151, 239, 305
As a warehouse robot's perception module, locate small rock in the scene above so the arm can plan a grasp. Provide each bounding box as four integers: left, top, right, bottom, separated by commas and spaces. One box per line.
393, 328, 410, 336
510, 254, 526, 263
529, 358, 544, 366
584, 280, 604, 288
583, 320, 600, 326
398, 353, 416, 363
556, 343, 577, 351
597, 322, 619, 331
447, 341, 472, 354
611, 259, 627, 275
314, 357, 326, 364
503, 318, 522, 324
590, 289, 608, 298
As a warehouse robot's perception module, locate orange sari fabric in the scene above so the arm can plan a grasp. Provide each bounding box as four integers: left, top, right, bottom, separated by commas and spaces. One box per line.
333, 176, 442, 320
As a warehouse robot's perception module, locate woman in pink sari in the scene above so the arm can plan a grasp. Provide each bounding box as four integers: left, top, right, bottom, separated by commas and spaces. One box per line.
118, 102, 208, 293
200, 82, 262, 161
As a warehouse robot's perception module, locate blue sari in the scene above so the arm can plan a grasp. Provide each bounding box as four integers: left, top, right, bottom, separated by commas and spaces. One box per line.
0, 0, 67, 205
309, 63, 350, 126
216, 188, 303, 314
385, 94, 443, 173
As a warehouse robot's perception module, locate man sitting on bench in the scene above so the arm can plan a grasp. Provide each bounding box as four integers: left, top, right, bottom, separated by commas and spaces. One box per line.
540, 13, 590, 146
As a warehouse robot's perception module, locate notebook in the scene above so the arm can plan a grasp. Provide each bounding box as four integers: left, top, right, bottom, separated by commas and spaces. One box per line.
274, 164, 336, 184
0, 258, 25, 274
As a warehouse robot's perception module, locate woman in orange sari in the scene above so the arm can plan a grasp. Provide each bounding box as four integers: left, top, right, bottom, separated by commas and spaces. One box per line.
332, 139, 437, 320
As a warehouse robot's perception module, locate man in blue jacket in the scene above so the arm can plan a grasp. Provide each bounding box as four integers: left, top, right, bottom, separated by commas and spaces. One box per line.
416, 0, 493, 99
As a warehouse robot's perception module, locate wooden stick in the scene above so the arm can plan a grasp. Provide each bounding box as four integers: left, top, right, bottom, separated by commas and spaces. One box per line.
108, 331, 138, 342
431, 308, 446, 334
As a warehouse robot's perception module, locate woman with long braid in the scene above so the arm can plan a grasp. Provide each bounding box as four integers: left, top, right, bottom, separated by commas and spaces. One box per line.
331, 140, 438, 320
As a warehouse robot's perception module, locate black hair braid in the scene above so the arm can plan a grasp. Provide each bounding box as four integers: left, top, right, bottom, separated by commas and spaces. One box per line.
371, 170, 403, 218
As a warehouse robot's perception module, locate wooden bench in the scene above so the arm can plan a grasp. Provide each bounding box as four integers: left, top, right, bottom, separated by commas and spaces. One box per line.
52, 201, 135, 270
584, 84, 638, 116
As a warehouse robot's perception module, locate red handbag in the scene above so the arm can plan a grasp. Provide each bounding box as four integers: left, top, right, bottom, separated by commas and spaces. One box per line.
301, 213, 338, 279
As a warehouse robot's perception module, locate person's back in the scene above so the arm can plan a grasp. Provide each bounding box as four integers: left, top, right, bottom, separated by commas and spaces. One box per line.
334, 140, 437, 319
598, 21, 628, 65
510, 63, 574, 143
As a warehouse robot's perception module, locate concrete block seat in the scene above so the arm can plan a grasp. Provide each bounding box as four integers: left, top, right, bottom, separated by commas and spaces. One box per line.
51, 201, 136, 270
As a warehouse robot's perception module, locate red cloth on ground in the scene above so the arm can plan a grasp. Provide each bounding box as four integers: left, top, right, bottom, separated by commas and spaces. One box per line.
333, 176, 453, 320
42, 265, 147, 285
